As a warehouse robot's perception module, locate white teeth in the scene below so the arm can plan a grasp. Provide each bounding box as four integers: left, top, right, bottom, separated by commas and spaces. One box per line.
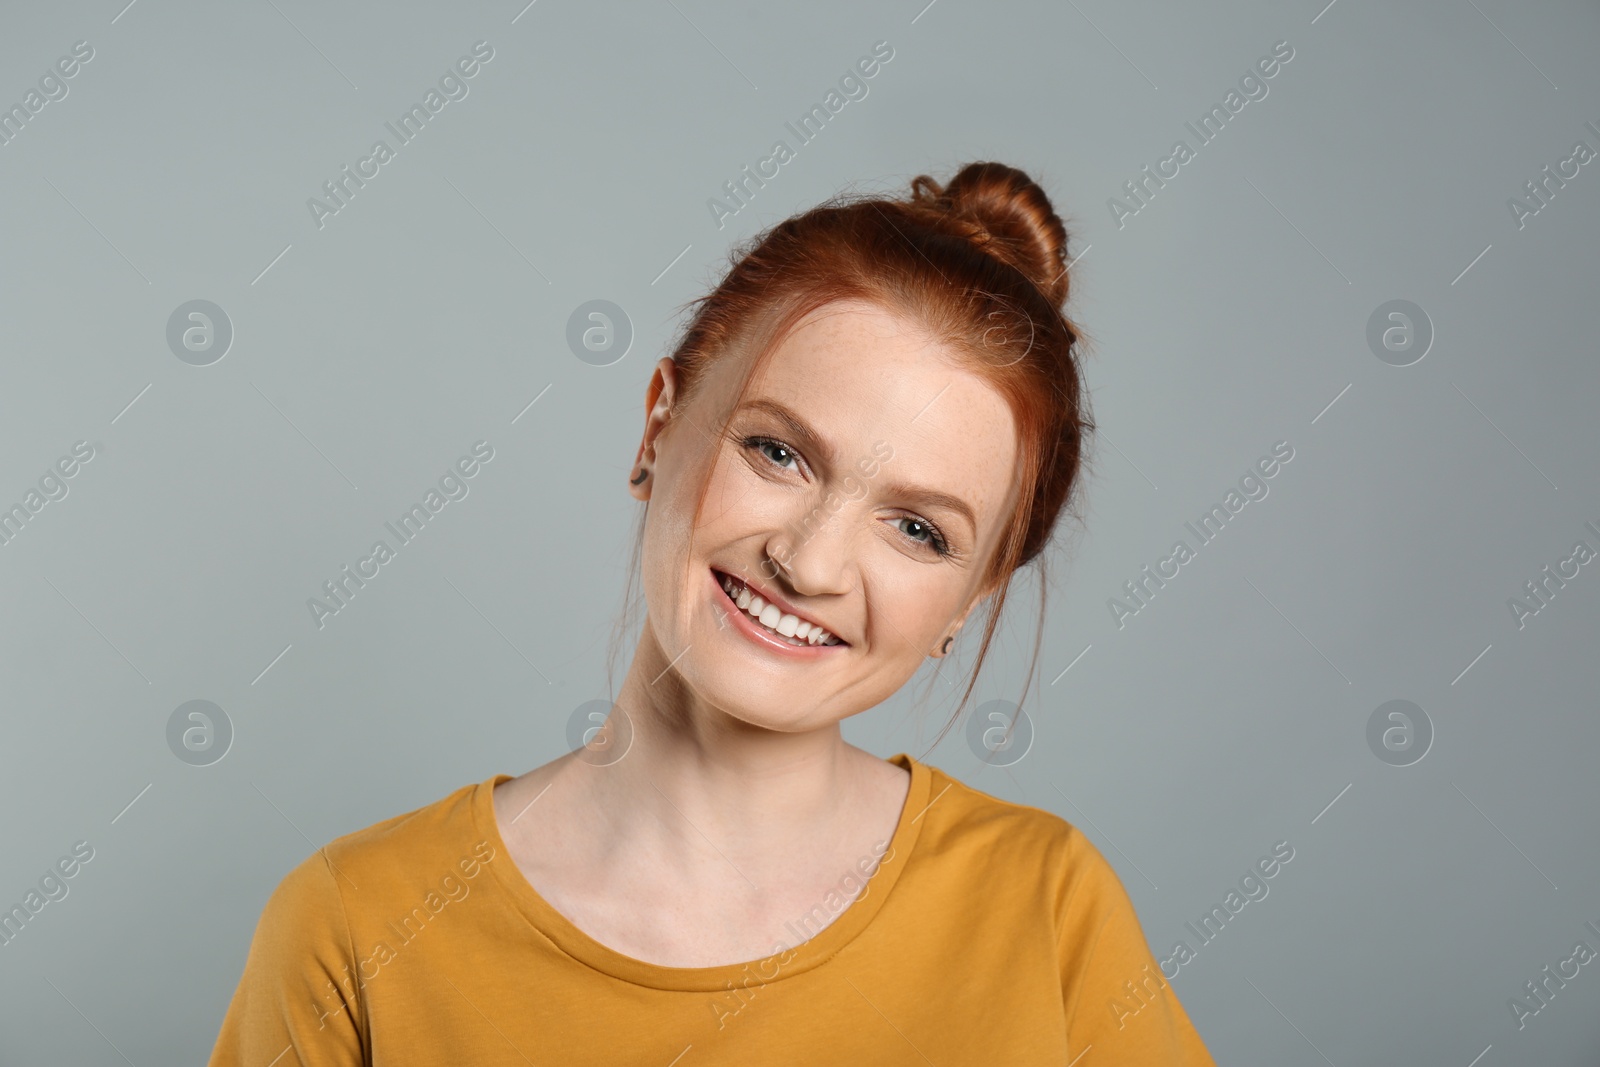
717, 571, 839, 646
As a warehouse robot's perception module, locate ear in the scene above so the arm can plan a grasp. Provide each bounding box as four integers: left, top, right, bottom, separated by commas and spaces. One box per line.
629, 358, 680, 502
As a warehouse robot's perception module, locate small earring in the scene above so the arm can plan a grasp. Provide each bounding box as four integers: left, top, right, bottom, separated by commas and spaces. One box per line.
630, 466, 648, 486
939, 636, 953, 656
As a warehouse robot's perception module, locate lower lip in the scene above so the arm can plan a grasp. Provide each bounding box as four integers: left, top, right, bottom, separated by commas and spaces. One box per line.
709, 569, 847, 659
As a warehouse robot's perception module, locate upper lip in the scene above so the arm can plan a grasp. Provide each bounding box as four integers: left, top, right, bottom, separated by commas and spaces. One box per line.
714, 568, 849, 645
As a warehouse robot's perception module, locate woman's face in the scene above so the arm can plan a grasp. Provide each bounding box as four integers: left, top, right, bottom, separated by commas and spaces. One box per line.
631, 298, 1021, 734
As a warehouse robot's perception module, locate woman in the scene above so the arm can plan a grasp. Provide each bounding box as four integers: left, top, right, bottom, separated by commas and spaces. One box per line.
208, 162, 1217, 1065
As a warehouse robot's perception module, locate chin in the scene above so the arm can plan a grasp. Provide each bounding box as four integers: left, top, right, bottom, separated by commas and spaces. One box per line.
690, 657, 844, 734
724, 708, 829, 734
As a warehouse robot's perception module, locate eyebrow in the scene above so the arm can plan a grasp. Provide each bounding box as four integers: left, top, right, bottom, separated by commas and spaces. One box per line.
735, 398, 979, 537
877, 478, 978, 538
740, 398, 839, 467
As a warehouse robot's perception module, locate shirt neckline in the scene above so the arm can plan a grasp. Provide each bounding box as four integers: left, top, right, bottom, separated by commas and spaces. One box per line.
473, 751, 932, 992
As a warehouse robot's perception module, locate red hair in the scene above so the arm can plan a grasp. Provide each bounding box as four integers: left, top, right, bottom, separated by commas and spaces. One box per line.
613, 161, 1098, 754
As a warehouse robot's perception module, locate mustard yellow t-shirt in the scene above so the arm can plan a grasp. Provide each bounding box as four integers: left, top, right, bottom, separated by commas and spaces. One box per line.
208, 754, 1216, 1065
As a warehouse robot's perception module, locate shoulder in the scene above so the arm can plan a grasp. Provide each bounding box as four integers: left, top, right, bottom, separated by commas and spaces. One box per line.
263, 777, 496, 924
917, 761, 1084, 859
212, 779, 498, 1064
914, 762, 1132, 912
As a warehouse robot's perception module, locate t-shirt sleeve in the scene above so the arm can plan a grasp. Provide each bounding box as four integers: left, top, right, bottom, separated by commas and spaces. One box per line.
1058, 832, 1218, 1066
207, 848, 368, 1067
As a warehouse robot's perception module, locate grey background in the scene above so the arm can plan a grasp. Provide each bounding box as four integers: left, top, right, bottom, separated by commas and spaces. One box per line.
1, 0, 1597, 1063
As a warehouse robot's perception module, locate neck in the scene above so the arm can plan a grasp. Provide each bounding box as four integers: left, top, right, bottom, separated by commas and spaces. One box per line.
560, 625, 881, 886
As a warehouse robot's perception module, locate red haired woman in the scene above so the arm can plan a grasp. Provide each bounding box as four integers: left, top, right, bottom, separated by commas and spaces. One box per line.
210, 162, 1216, 1065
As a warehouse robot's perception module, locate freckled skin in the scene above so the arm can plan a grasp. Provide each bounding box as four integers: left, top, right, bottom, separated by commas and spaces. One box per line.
636, 297, 1020, 732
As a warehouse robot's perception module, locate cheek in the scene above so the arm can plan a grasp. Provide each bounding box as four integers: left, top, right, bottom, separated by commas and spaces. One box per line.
873, 580, 963, 649
699, 452, 755, 526
702, 451, 797, 534
640, 454, 748, 609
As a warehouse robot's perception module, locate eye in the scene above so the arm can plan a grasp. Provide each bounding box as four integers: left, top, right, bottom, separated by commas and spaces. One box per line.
892, 515, 952, 557
744, 435, 804, 475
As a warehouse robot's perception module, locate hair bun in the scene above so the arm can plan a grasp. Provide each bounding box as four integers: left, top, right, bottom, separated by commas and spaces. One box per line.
909, 162, 1071, 308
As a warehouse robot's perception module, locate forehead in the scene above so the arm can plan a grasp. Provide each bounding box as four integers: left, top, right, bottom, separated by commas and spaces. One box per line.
734, 300, 1021, 542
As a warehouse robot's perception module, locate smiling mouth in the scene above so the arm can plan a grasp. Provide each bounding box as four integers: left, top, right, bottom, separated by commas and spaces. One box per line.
712, 569, 846, 647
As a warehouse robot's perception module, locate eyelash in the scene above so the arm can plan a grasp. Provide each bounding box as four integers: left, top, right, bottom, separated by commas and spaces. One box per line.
741, 435, 954, 558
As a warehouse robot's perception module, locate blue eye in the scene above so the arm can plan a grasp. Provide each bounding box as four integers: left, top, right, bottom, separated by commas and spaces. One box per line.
755, 441, 793, 470
745, 438, 800, 470
895, 515, 952, 557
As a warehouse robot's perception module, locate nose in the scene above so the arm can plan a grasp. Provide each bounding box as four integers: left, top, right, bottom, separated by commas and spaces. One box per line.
764, 501, 859, 598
